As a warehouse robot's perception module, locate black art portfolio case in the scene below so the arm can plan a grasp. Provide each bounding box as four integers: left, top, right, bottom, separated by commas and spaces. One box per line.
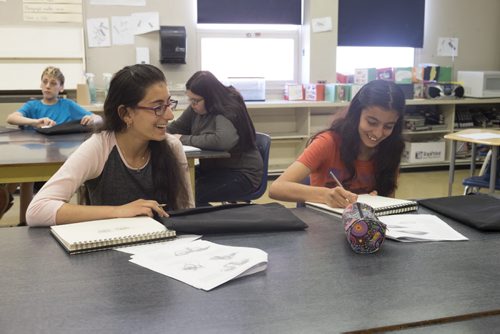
418, 194, 500, 231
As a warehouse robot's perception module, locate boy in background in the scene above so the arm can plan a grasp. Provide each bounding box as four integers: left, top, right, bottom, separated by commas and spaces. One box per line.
2, 66, 101, 223
6, 66, 101, 128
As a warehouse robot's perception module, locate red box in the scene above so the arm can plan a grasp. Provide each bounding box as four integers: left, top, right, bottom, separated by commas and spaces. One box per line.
304, 84, 325, 101
376, 68, 394, 81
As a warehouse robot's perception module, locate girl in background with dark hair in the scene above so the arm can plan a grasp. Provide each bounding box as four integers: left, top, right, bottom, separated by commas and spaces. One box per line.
26, 64, 193, 226
168, 71, 263, 206
269, 80, 406, 208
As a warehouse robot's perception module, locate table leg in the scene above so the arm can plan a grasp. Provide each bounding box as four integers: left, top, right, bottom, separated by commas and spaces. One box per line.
489, 147, 498, 194
19, 182, 34, 225
470, 143, 476, 176
448, 140, 456, 196
187, 158, 196, 197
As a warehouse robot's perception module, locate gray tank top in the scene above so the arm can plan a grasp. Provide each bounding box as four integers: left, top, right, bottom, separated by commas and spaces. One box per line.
85, 146, 157, 206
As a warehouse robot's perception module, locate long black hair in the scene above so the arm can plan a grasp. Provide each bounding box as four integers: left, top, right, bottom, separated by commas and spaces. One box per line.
312, 80, 406, 196
100, 64, 190, 209
186, 71, 256, 152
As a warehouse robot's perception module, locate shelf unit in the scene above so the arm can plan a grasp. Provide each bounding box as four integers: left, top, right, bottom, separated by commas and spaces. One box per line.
245, 98, 500, 174
87, 98, 500, 174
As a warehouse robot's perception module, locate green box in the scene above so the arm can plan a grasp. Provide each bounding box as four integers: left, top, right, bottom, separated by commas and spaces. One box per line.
438, 66, 452, 82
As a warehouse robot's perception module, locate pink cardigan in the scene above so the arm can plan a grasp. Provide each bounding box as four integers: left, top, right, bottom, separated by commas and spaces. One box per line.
26, 131, 194, 226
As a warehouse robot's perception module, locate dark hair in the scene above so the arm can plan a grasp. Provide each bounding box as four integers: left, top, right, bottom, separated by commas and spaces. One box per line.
312, 80, 406, 196
185, 71, 256, 152
100, 64, 190, 209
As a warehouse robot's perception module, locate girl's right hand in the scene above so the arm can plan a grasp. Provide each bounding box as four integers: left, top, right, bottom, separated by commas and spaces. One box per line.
113, 199, 169, 218
325, 187, 358, 208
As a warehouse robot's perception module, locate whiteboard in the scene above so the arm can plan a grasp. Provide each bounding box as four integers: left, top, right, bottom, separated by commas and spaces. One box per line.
0, 26, 85, 90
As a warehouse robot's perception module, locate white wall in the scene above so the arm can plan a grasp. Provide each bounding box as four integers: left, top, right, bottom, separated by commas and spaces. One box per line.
415, 0, 500, 75
2, 0, 500, 91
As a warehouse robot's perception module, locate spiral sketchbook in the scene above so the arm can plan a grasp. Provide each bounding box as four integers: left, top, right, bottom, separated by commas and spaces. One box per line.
50, 217, 176, 254
306, 194, 418, 216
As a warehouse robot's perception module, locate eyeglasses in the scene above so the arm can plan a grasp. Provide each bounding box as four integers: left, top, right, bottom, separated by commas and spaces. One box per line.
135, 99, 178, 116
188, 97, 204, 106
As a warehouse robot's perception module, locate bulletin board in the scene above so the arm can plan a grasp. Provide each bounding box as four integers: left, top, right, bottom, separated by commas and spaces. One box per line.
0, 0, 85, 91
0, 26, 85, 90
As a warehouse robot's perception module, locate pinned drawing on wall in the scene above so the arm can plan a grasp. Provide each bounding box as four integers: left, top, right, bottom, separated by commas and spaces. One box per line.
132, 12, 160, 35
312, 17, 332, 33
437, 37, 459, 57
111, 16, 135, 45
86, 17, 111, 47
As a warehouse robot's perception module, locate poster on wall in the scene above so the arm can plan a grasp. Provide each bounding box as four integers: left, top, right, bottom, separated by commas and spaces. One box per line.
87, 17, 111, 47
90, 0, 145, 6
23, 0, 83, 23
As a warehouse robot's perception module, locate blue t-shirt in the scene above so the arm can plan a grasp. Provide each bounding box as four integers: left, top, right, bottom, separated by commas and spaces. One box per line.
18, 98, 92, 125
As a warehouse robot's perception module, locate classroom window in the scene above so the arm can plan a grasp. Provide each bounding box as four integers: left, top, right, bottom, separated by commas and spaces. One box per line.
197, 25, 300, 84
336, 46, 415, 75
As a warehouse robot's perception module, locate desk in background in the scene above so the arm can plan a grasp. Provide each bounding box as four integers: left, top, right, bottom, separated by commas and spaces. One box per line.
0, 130, 229, 224
444, 128, 500, 195
1, 206, 500, 333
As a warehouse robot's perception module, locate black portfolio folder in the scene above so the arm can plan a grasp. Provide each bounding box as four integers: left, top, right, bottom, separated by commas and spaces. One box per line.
162, 203, 308, 234
35, 120, 93, 135
418, 194, 500, 231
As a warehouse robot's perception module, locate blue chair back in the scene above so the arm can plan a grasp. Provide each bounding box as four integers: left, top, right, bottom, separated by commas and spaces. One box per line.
238, 132, 271, 201
462, 150, 500, 194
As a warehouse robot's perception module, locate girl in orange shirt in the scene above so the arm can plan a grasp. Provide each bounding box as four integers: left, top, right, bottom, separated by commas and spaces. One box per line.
269, 80, 406, 208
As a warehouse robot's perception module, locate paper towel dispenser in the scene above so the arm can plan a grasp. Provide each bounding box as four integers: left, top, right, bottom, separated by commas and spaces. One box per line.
160, 26, 186, 64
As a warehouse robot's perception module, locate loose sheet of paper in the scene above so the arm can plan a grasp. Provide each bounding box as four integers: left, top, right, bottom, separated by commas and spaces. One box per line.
129, 239, 268, 291
379, 214, 468, 242
183, 145, 202, 152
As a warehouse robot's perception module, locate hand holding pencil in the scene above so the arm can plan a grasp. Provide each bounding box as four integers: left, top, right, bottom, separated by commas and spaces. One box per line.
327, 171, 358, 208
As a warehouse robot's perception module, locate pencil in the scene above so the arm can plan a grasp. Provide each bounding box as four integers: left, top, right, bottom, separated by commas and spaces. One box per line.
329, 171, 350, 203
329, 171, 344, 188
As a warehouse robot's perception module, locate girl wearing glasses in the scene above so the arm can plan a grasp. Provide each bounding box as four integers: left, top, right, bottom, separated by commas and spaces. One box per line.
168, 71, 263, 206
26, 64, 194, 226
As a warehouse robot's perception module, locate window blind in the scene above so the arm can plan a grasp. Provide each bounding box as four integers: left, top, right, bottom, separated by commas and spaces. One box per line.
197, 0, 302, 25
338, 0, 425, 48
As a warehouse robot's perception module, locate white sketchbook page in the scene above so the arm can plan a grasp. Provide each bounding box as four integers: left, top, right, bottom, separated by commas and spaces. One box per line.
378, 214, 469, 242
115, 234, 202, 255
50, 217, 166, 244
182, 145, 201, 152
130, 240, 268, 291
306, 194, 416, 215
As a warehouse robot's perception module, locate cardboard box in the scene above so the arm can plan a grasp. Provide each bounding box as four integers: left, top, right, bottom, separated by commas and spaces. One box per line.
304, 83, 325, 101
325, 84, 336, 102
414, 65, 440, 82
336, 84, 352, 102
394, 67, 414, 83
284, 84, 303, 100
354, 68, 376, 85
376, 68, 394, 81
403, 141, 446, 163
350, 84, 363, 99
438, 66, 452, 82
